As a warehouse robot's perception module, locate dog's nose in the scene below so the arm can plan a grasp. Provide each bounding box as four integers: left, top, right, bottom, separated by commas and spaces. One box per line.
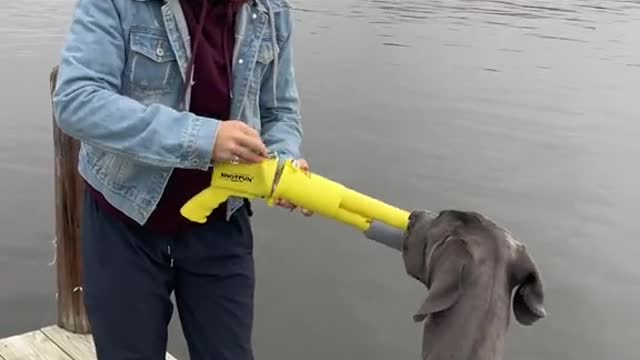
407, 210, 435, 231
409, 210, 426, 221
408, 210, 420, 229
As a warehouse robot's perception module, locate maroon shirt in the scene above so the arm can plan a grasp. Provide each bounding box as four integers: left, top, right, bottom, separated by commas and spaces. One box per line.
86, 0, 243, 234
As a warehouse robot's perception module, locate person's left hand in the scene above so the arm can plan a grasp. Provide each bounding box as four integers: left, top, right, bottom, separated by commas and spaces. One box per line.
274, 159, 314, 217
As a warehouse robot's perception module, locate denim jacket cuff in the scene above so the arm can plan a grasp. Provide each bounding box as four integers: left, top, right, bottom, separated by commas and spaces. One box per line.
188, 115, 219, 170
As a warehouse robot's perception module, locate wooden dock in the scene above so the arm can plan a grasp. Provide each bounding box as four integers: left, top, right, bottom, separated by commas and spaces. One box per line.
0, 326, 177, 360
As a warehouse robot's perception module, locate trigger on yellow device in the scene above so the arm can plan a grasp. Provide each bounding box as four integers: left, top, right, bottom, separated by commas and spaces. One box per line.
179, 157, 280, 223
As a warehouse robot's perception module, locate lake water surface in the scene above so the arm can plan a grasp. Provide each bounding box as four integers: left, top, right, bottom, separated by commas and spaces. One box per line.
1, 0, 639, 359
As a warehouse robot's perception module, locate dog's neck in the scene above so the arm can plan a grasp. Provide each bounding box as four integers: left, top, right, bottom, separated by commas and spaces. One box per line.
421, 267, 511, 360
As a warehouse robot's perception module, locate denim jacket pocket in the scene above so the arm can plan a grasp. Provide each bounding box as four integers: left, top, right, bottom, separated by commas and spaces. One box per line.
84, 145, 113, 181
248, 39, 276, 95
84, 145, 139, 200
125, 27, 180, 93
257, 37, 275, 64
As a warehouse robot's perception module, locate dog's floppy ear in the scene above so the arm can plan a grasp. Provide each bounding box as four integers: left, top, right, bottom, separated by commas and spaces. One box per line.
511, 245, 547, 325
413, 236, 470, 322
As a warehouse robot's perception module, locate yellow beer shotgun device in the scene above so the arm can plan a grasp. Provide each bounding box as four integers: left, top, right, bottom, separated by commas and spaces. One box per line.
180, 156, 411, 250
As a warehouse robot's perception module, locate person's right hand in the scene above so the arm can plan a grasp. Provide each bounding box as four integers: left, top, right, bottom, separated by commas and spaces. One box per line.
212, 120, 268, 164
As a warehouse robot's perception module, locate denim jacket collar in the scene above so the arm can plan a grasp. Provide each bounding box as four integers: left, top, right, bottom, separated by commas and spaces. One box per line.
154, 0, 281, 108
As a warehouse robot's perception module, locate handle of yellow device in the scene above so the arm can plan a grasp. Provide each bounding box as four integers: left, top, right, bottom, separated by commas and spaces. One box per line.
180, 187, 235, 224
180, 157, 280, 223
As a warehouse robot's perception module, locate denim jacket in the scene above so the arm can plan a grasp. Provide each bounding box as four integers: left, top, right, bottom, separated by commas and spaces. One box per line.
53, 0, 303, 225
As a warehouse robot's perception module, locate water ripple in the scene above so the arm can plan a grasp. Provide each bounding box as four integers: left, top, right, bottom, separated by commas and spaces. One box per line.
352, 0, 640, 30
1, 0, 73, 51
337, 0, 640, 52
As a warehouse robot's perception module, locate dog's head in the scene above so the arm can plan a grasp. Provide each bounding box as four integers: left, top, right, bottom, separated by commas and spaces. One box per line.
402, 209, 547, 325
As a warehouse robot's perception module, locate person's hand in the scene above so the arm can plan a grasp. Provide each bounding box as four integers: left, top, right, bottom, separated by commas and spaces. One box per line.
212, 120, 269, 163
274, 159, 313, 217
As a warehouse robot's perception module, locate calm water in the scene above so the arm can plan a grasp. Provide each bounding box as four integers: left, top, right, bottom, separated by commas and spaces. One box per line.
1, 0, 639, 359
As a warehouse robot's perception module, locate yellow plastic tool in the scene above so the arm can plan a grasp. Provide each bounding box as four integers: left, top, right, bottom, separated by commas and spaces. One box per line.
180, 156, 411, 248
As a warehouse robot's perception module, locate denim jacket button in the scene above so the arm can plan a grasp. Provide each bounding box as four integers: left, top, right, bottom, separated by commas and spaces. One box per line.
192, 159, 200, 166
252, 13, 257, 19
156, 48, 164, 57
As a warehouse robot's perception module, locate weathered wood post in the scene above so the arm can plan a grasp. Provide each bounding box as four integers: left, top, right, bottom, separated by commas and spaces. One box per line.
49, 65, 91, 334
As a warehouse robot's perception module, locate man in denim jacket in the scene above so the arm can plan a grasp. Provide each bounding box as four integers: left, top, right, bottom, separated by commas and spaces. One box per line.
53, 0, 308, 358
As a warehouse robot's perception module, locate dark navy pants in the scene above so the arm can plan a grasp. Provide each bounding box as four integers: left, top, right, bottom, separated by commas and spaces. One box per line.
80, 190, 255, 360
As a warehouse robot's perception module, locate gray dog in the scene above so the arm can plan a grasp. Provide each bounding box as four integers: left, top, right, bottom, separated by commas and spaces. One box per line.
402, 210, 546, 360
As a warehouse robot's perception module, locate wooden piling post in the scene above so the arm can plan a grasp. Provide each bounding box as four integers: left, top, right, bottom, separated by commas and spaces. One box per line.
49, 65, 91, 334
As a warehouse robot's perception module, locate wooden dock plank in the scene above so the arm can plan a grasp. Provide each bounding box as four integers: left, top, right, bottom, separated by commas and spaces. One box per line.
0, 326, 177, 360
0, 329, 73, 360
40, 326, 95, 360
41, 325, 178, 360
